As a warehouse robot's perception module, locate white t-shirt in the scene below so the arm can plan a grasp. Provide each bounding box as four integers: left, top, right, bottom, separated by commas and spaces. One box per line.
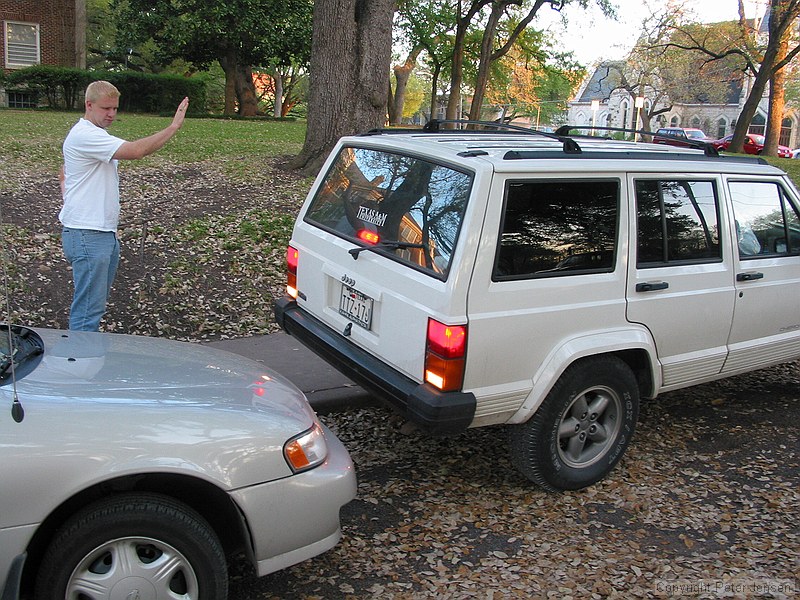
60, 119, 126, 232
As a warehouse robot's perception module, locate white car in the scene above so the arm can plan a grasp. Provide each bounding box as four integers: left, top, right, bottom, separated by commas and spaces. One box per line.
0, 324, 356, 599
275, 120, 800, 492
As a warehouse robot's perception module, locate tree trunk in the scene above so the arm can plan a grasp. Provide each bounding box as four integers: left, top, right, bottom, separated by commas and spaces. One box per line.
729, 47, 777, 153
445, 0, 489, 122
235, 63, 259, 117
292, 0, 394, 175
219, 53, 238, 116
467, 3, 503, 121
273, 71, 284, 118
764, 16, 789, 154
389, 46, 422, 125
429, 62, 443, 121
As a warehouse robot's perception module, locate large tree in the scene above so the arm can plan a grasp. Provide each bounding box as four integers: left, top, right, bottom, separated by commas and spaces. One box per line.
601, 8, 743, 136
444, 0, 614, 122
665, 0, 800, 156
112, 0, 312, 116
291, 0, 395, 175
395, 0, 460, 122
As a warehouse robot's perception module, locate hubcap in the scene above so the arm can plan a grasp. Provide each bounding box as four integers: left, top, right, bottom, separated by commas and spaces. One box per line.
557, 385, 622, 468
66, 537, 199, 600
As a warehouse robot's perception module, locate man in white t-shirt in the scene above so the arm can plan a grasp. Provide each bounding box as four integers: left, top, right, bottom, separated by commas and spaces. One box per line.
60, 80, 189, 331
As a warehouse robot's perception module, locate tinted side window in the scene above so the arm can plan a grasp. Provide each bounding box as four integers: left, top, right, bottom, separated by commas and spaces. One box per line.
494, 180, 618, 279
304, 147, 473, 279
636, 180, 721, 266
728, 181, 800, 258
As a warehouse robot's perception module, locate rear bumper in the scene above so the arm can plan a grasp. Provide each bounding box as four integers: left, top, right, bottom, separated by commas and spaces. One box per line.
275, 297, 476, 434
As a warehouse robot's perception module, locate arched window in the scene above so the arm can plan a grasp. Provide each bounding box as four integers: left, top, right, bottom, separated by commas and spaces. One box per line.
690, 116, 701, 129
780, 117, 793, 146
670, 115, 679, 127
750, 113, 766, 135
621, 101, 629, 130
717, 118, 727, 139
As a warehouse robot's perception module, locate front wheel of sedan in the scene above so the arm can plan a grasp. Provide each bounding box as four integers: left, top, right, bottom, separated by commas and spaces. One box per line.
35, 493, 228, 600
509, 355, 639, 492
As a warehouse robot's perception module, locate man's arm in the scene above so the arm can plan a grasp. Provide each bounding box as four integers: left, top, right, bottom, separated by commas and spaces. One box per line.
113, 97, 189, 161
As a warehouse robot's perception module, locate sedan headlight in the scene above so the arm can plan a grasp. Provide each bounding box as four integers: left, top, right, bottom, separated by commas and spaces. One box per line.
283, 422, 328, 473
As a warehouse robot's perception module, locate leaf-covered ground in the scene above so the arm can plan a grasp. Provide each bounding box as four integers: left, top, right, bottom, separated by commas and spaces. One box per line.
1, 158, 307, 340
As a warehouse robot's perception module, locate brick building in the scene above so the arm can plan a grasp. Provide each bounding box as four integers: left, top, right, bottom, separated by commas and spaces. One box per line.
1, 0, 85, 106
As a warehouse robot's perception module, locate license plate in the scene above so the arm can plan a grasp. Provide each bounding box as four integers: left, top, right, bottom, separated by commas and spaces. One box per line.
339, 285, 373, 329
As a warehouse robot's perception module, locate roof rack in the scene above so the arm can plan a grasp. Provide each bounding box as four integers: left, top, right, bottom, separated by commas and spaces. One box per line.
363, 119, 583, 155
555, 124, 720, 157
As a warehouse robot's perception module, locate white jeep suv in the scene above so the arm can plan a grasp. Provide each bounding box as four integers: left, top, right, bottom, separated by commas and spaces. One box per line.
275, 122, 800, 491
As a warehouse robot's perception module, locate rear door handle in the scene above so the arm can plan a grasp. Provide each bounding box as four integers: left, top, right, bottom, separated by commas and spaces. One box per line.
636, 281, 669, 292
737, 272, 764, 282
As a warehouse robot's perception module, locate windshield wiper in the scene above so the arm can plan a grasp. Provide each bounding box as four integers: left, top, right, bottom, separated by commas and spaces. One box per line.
349, 241, 427, 260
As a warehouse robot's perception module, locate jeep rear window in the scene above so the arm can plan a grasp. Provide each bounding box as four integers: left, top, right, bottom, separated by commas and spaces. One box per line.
304, 146, 473, 279
494, 179, 619, 279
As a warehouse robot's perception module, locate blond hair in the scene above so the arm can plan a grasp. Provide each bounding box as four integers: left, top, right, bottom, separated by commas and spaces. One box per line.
85, 80, 121, 103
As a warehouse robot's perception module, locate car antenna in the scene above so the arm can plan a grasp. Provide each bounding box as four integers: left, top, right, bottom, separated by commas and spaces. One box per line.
0, 201, 24, 422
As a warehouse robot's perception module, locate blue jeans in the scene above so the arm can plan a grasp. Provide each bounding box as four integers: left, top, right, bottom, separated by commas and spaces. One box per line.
62, 228, 120, 331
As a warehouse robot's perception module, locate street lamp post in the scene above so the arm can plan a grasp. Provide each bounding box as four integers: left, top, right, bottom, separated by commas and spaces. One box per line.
634, 96, 645, 140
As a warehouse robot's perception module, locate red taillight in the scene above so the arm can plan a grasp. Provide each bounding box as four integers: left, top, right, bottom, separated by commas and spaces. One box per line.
286, 245, 298, 298
357, 229, 380, 245
424, 318, 467, 392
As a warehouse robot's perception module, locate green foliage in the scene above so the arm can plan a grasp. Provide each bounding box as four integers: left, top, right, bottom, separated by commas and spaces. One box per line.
4, 66, 94, 109
101, 72, 207, 114
2, 67, 207, 114
112, 0, 313, 72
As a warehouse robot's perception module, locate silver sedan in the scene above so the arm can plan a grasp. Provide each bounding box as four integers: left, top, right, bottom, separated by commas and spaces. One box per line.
0, 324, 356, 600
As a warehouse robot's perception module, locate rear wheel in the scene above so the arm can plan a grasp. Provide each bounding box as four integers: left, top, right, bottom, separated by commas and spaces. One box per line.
509, 356, 639, 491
35, 493, 228, 600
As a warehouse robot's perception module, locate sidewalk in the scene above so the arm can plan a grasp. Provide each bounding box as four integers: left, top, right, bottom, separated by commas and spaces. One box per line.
204, 332, 375, 413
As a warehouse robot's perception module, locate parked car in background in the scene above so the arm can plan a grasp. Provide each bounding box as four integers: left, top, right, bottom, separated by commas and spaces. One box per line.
652, 127, 712, 147
713, 133, 793, 158
0, 324, 356, 600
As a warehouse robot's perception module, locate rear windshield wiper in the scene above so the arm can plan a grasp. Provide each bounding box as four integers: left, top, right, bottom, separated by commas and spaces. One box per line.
349, 241, 427, 260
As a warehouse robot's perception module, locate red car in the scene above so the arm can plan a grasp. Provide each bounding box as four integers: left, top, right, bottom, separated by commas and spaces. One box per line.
712, 133, 792, 158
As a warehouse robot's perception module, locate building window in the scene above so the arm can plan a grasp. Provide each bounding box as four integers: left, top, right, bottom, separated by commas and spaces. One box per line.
4, 21, 40, 68
717, 118, 727, 139
7, 91, 37, 108
749, 113, 766, 135
670, 115, 679, 127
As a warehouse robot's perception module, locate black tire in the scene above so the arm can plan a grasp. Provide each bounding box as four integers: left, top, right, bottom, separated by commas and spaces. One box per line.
34, 492, 228, 600
509, 355, 639, 492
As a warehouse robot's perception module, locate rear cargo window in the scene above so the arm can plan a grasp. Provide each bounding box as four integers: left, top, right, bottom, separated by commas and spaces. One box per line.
494, 179, 619, 279
304, 146, 473, 279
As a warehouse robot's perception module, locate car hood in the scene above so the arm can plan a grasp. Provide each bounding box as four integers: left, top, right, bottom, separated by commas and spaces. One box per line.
1, 327, 320, 488
16, 328, 311, 414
